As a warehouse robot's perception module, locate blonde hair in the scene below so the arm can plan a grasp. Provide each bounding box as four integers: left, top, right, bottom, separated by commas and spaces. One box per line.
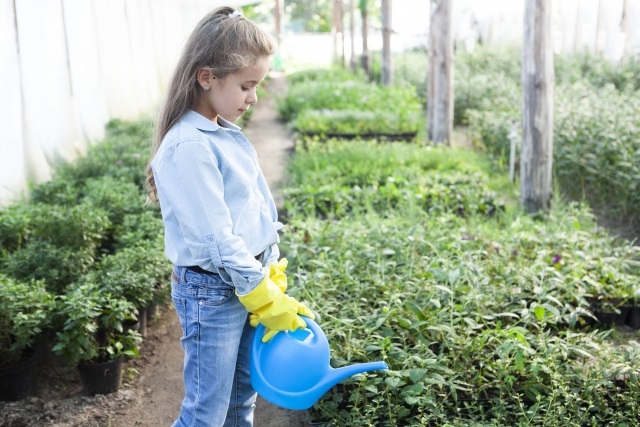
145, 6, 274, 204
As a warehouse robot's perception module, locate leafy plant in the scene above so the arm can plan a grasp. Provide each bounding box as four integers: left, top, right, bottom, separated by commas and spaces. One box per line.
53, 281, 141, 365
0, 275, 55, 366
279, 136, 640, 425
2, 240, 95, 295
292, 109, 421, 136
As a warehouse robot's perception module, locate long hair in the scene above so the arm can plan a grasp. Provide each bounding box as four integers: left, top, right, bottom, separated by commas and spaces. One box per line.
145, 6, 274, 204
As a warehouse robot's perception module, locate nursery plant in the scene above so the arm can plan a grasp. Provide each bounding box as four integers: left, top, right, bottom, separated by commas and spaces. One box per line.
0, 275, 55, 367
279, 138, 640, 425
278, 72, 423, 138
53, 281, 141, 366
449, 46, 640, 229
0, 202, 111, 294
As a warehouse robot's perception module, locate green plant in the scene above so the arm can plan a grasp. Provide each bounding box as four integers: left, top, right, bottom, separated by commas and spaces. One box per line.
84, 239, 171, 308
53, 281, 141, 365
292, 109, 422, 136
0, 275, 55, 366
279, 136, 640, 425
80, 175, 146, 228
278, 80, 420, 121
2, 240, 95, 295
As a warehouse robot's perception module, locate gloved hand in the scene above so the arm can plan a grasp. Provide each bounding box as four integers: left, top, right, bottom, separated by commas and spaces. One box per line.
238, 273, 314, 343
270, 258, 289, 292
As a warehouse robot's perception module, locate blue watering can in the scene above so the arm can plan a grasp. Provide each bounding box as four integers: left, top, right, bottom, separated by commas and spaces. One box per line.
250, 316, 388, 410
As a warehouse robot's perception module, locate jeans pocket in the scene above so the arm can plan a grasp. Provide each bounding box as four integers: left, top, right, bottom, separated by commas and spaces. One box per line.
198, 288, 234, 307
172, 296, 187, 336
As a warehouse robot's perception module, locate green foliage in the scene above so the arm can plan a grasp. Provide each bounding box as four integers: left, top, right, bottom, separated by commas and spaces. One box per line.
2, 240, 96, 295
2, 117, 161, 369
0, 202, 110, 294
113, 209, 164, 250
81, 238, 171, 308
555, 51, 640, 91
284, 139, 504, 220
281, 138, 640, 425
286, 0, 333, 32
53, 281, 142, 365
293, 110, 421, 136
554, 82, 640, 216
0, 275, 55, 366
279, 70, 423, 138
278, 79, 421, 121
287, 67, 361, 85
0, 202, 110, 254
81, 175, 146, 228
54, 118, 151, 188
453, 46, 640, 226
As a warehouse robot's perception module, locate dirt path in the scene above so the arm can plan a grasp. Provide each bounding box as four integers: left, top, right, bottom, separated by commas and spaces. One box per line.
0, 74, 309, 427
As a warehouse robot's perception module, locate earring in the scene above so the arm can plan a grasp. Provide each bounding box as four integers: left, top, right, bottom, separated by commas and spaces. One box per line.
203, 86, 210, 91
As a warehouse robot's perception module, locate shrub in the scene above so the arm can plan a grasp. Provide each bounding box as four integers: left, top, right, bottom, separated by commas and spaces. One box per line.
292, 109, 421, 136
83, 239, 171, 309
278, 80, 421, 121
280, 137, 640, 425
2, 240, 95, 295
0, 202, 110, 254
0, 275, 55, 366
53, 281, 141, 365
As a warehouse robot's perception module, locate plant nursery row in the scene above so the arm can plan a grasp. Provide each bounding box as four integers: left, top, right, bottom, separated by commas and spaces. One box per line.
276, 69, 640, 426
0, 119, 171, 399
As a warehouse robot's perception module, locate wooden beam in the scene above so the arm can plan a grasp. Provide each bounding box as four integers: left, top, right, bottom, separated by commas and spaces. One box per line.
427, 0, 453, 145
381, 0, 393, 85
521, 0, 554, 213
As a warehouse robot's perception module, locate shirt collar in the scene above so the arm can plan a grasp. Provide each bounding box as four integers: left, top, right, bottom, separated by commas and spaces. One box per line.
183, 110, 242, 132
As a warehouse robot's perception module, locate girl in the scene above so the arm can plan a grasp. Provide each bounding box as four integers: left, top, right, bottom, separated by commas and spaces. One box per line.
145, 7, 313, 427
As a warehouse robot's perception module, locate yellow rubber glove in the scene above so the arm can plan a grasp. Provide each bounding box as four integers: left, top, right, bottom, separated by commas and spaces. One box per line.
270, 258, 289, 292
238, 274, 314, 343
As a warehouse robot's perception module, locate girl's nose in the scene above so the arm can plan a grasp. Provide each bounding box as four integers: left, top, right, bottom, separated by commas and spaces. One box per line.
247, 89, 258, 105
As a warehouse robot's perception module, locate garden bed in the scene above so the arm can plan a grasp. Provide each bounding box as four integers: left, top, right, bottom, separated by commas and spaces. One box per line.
279, 138, 640, 426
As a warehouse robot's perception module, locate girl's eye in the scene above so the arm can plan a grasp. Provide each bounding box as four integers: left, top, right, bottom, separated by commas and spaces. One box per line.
241, 86, 250, 91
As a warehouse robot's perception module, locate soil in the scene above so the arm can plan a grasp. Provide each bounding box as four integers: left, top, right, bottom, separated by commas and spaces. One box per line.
0, 74, 310, 427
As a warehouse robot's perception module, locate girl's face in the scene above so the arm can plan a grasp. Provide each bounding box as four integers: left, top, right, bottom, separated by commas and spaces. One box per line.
196, 56, 270, 123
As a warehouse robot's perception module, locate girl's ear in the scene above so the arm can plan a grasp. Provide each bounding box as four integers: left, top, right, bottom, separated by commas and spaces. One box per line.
196, 68, 216, 90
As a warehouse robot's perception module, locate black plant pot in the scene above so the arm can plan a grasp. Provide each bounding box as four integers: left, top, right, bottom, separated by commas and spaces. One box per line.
146, 302, 159, 321
625, 305, 640, 329
137, 307, 148, 337
0, 349, 38, 401
77, 356, 124, 395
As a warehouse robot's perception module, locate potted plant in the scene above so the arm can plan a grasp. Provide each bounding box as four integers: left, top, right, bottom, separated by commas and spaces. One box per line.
53, 281, 141, 395
0, 275, 55, 401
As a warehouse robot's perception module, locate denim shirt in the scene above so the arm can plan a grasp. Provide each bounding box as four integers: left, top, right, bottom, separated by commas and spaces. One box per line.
151, 110, 282, 295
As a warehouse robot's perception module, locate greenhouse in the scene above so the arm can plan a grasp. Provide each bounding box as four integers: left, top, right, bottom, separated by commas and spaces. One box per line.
1, 1, 639, 426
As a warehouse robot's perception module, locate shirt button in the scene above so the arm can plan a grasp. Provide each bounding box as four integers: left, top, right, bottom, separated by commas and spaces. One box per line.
199, 301, 203, 305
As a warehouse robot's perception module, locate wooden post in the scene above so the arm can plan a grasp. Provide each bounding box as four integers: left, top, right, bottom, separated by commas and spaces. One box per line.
274, 0, 283, 41
427, 0, 453, 145
349, 0, 357, 72
521, 0, 554, 213
333, 0, 345, 67
274, 0, 284, 71
360, 0, 371, 78
381, 0, 393, 85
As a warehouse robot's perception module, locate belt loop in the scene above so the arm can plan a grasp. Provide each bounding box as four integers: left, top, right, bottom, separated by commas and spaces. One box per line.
177, 265, 188, 283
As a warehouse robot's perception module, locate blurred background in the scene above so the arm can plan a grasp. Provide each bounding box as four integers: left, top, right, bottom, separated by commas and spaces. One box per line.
2, 0, 640, 206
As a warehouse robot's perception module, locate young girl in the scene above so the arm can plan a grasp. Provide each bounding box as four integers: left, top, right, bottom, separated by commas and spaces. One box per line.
145, 7, 313, 426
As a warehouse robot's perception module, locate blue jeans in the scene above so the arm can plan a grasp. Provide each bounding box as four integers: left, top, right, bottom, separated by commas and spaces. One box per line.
171, 266, 256, 427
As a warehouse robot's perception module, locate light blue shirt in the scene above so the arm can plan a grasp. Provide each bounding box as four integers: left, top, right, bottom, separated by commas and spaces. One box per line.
151, 110, 282, 294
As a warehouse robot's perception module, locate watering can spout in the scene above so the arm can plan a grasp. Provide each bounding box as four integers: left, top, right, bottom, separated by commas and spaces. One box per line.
325, 361, 389, 388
